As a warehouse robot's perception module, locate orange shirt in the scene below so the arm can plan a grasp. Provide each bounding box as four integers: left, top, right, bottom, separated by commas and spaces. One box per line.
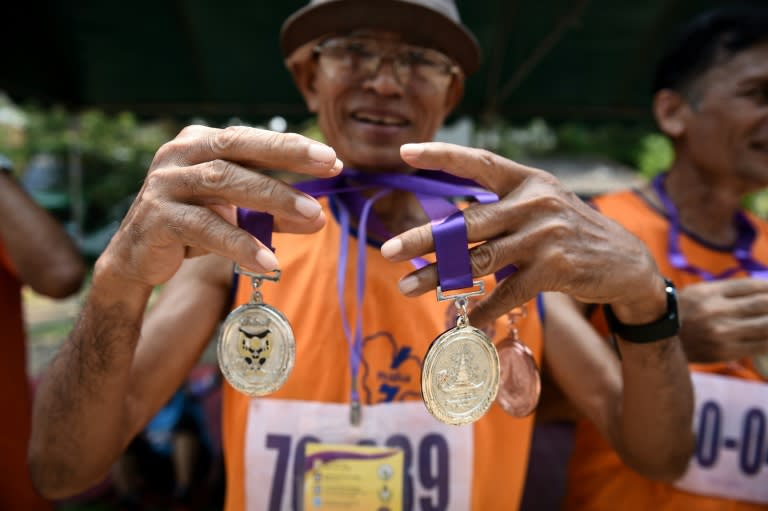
566, 190, 768, 511
222, 198, 544, 511
0, 242, 52, 510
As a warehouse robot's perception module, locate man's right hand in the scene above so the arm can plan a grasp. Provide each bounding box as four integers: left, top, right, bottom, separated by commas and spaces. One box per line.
678, 278, 768, 362
100, 125, 342, 289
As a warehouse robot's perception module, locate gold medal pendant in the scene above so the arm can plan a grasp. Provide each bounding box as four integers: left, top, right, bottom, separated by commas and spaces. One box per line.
218, 266, 296, 396
496, 306, 541, 417
422, 281, 500, 425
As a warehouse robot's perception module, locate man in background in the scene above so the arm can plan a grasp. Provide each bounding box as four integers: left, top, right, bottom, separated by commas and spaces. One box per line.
560, 6, 768, 509
0, 154, 85, 510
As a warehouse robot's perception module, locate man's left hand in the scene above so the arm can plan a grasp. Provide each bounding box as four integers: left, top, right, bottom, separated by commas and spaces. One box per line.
381, 142, 665, 327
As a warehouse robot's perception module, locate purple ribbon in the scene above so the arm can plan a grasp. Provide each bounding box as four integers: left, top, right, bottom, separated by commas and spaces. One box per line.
236, 168, 514, 418
433, 210, 473, 289
652, 173, 768, 280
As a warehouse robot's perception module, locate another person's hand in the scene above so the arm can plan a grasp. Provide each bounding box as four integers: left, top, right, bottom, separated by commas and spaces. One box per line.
99, 125, 342, 288
381, 142, 665, 327
678, 278, 768, 362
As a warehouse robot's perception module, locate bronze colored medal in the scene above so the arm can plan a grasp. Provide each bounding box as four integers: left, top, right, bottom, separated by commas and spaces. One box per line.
218, 267, 296, 396
496, 306, 540, 417
422, 285, 500, 425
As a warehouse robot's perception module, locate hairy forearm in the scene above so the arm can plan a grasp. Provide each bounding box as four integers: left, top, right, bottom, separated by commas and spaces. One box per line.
604, 274, 695, 480
613, 338, 695, 481
543, 290, 694, 482
29, 264, 152, 498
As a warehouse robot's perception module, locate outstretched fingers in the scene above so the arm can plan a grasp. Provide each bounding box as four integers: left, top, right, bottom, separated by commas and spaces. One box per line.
147, 160, 327, 231
152, 125, 343, 178
400, 142, 537, 195
137, 203, 279, 272
381, 198, 533, 264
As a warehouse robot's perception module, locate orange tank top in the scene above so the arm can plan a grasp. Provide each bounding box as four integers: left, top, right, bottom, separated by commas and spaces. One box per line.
566, 190, 768, 511
0, 242, 52, 510
221, 198, 544, 511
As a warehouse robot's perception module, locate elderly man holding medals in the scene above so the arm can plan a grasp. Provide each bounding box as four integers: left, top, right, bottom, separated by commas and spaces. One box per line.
29, 1, 694, 509
558, 6, 768, 510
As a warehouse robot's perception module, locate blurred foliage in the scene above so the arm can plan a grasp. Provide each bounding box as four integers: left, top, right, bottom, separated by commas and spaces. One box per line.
475, 117, 768, 217
555, 122, 663, 172
745, 190, 768, 218
0, 99, 177, 231
635, 133, 675, 179
477, 117, 674, 177
2, 97, 767, 242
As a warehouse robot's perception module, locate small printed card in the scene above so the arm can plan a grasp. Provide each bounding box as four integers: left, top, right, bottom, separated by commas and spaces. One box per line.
303, 442, 404, 510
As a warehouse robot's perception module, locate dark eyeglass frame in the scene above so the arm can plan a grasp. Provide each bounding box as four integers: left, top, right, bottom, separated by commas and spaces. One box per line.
312, 35, 461, 87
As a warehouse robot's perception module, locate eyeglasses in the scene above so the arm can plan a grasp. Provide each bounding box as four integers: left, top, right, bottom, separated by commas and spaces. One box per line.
313, 36, 460, 89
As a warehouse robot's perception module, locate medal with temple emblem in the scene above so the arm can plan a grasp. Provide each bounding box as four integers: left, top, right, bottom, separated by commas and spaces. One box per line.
218, 265, 295, 396
422, 282, 500, 425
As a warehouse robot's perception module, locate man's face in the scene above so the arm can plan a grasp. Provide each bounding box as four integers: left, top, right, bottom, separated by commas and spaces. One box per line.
297, 30, 462, 172
680, 41, 768, 188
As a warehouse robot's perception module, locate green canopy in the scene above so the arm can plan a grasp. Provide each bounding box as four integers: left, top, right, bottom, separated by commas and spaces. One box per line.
3, 0, 737, 123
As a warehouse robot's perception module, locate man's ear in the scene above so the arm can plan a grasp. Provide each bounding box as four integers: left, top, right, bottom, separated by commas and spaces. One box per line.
444, 75, 465, 112
289, 57, 320, 113
653, 89, 690, 139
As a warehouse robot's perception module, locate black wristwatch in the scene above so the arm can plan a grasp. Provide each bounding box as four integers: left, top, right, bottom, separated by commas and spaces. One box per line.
603, 278, 679, 343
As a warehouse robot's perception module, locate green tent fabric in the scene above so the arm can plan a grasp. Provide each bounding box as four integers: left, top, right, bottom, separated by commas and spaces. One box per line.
2, 0, 740, 123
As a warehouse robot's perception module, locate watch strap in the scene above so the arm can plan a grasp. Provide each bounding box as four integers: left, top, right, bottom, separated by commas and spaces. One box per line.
603, 278, 679, 343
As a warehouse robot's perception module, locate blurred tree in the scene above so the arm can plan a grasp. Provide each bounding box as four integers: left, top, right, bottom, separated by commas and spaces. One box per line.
0, 105, 177, 232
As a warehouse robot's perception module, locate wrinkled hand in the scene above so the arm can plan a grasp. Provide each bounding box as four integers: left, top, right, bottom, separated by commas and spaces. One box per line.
100, 125, 342, 288
381, 142, 664, 326
678, 278, 768, 362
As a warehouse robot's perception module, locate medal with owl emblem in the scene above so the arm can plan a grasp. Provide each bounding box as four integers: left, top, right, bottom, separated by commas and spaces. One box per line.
218, 265, 295, 396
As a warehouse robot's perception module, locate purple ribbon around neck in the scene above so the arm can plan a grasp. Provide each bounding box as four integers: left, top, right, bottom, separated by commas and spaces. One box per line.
237, 168, 515, 414
652, 173, 768, 280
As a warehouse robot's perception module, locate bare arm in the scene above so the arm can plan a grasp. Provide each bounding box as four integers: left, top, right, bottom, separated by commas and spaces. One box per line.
0, 172, 85, 297
28, 126, 343, 498
543, 292, 693, 481
381, 142, 694, 481
29, 254, 231, 496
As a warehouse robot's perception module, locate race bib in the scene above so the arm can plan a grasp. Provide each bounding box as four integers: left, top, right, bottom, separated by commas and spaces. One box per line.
245, 399, 473, 511
674, 372, 768, 503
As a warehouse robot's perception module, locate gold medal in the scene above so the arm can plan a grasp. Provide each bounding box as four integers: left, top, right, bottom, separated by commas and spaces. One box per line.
218, 266, 295, 396
422, 282, 500, 425
496, 306, 540, 417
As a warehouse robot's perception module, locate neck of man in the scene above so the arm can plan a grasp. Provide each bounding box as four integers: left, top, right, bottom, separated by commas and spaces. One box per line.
344, 164, 431, 237
342, 159, 430, 237
647, 159, 746, 246
372, 189, 430, 236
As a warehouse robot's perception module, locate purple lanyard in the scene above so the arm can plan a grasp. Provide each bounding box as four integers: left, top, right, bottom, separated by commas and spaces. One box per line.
237, 169, 513, 422
652, 173, 768, 280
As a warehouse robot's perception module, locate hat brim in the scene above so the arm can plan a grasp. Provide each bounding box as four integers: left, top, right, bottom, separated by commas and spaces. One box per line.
280, 0, 481, 75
